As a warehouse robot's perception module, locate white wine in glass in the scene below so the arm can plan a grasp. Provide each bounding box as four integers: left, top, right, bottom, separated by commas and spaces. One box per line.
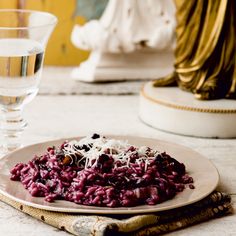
0, 10, 57, 154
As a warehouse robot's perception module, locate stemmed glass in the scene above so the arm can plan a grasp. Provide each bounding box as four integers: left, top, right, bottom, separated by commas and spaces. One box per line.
0, 9, 57, 154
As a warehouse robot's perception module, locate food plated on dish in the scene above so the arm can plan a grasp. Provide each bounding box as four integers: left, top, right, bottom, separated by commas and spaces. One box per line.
10, 134, 194, 208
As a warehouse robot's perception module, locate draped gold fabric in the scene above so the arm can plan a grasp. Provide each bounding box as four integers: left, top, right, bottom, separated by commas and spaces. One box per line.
154, 0, 236, 100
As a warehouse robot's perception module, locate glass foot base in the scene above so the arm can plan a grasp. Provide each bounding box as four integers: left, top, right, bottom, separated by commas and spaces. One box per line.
0, 108, 26, 156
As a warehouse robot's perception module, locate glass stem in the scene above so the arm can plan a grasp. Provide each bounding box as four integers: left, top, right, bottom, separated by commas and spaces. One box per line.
0, 107, 27, 152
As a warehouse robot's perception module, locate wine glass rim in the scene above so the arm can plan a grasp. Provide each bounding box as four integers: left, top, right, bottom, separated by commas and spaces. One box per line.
0, 9, 58, 30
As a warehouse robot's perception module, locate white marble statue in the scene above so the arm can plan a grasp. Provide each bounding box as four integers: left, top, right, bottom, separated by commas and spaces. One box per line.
71, 0, 176, 82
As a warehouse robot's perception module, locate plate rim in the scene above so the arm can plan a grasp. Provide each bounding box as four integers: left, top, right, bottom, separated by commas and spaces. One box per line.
0, 135, 220, 214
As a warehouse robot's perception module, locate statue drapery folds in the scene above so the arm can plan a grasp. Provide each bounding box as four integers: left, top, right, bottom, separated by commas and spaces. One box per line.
154, 0, 236, 100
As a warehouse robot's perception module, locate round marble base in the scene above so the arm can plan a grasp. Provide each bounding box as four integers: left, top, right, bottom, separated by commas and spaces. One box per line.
139, 82, 236, 138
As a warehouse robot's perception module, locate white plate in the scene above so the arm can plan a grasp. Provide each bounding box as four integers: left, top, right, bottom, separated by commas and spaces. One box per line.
0, 136, 219, 214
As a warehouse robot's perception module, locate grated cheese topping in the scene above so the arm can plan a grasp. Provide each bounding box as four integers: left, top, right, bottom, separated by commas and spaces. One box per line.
62, 135, 160, 171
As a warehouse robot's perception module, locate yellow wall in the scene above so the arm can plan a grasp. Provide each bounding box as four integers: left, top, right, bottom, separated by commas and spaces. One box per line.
0, 0, 89, 65
0, 0, 17, 8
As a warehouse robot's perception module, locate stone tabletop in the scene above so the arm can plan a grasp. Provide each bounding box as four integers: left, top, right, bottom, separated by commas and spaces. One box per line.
0, 67, 235, 236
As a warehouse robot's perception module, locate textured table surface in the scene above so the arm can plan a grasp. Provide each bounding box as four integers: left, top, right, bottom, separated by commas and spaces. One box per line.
0, 67, 235, 236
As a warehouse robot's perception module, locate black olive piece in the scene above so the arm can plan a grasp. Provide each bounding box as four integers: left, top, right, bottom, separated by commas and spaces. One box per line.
73, 144, 81, 150
91, 133, 100, 139
154, 153, 166, 163
168, 157, 186, 175
82, 144, 90, 152
32, 158, 40, 166
98, 154, 110, 163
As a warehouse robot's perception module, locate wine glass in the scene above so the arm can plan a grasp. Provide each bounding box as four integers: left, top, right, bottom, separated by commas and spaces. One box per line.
0, 9, 57, 154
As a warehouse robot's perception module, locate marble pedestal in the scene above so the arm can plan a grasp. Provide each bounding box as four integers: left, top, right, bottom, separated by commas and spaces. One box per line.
139, 82, 236, 138
71, 51, 174, 82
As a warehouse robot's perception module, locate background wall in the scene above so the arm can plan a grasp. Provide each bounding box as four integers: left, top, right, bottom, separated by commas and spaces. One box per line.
0, 0, 106, 65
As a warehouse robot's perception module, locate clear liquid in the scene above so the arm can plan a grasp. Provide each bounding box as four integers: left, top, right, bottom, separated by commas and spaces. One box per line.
0, 39, 44, 109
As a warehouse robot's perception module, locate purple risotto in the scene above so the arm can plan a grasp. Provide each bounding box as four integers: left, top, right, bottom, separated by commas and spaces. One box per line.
10, 134, 194, 207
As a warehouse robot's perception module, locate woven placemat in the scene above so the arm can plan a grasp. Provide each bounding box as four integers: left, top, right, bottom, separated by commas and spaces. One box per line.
0, 191, 233, 236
